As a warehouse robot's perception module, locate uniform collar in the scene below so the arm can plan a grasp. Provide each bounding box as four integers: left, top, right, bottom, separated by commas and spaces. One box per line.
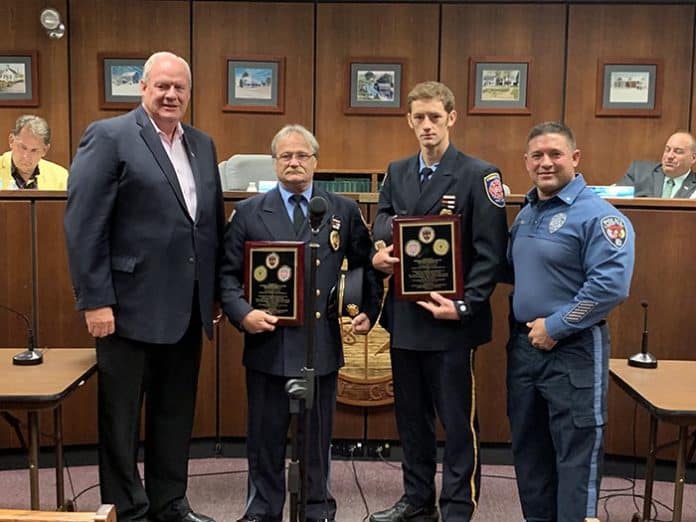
525, 173, 586, 206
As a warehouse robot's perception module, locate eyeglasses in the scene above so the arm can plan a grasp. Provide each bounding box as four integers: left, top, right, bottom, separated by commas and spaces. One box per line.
274, 152, 316, 163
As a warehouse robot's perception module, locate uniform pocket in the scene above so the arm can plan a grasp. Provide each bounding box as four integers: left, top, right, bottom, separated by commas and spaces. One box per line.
568, 367, 603, 428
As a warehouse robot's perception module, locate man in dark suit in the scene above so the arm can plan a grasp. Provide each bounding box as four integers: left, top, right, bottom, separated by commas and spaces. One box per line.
220, 124, 382, 522
64, 51, 224, 522
616, 131, 696, 197
369, 82, 508, 522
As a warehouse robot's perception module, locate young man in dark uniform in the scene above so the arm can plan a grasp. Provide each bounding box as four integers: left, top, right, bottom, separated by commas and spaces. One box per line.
370, 81, 508, 522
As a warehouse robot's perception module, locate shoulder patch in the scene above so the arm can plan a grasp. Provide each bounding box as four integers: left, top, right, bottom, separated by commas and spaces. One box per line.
600, 215, 628, 248
484, 172, 505, 208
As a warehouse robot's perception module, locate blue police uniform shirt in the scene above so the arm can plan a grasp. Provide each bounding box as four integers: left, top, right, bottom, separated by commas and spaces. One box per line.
509, 174, 635, 341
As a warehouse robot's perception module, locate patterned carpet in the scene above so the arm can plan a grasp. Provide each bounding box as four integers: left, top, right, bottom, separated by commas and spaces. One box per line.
0, 456, 694, 521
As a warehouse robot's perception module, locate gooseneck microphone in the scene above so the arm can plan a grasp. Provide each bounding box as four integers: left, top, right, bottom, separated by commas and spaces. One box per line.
628, 300, 657, 369
308, 196, 328, 233
0, 304, 43, 366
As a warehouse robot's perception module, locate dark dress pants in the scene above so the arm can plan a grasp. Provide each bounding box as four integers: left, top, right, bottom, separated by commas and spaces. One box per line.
507, 324, 608, 522
96, 312, 202, 522
242, 368, 337, 521
391, 346, 480, 521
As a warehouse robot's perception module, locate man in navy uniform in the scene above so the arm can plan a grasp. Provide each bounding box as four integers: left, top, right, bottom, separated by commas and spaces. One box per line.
508, 121, 635, 522
220, 124, 382, 522
370, 81, 508, 522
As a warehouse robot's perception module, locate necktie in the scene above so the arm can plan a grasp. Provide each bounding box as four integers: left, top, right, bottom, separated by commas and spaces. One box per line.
420, 167, 433, 190
290, 194, 305, 234
662, 177, 675, 198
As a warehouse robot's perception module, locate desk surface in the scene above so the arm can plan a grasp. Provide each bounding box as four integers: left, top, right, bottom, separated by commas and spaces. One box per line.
0, 348, 96, 409
609, 359, 696, 423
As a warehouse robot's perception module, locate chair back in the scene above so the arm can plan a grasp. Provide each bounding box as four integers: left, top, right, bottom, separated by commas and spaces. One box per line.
219, 154, 276, 191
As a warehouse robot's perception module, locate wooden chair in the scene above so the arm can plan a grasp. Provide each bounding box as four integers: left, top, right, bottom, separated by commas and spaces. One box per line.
0, 505, 115, 522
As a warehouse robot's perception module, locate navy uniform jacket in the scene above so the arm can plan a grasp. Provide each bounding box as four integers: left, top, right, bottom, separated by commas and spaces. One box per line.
616, 160, 696, 198
64, 106, 225, 343
220, 186, 383, 377
510, 174, 635, 340
372, 144, 508, 350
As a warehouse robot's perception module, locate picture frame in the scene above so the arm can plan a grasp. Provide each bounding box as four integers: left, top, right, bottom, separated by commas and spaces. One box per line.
0, 51, 39, 107
468, 57, 531, 115
345, 58, 405, 115
596, 59, 661, 117
99, 53, 146, 110
224, 55, 285, 113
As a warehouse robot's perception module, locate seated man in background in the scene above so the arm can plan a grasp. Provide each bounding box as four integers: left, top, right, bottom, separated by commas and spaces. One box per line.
616, 131, 696, 197
0, 114, 68, 190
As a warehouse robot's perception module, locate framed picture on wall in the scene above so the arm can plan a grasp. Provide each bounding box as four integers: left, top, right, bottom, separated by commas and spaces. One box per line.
0, 51, 39, 107
468, 57, 531, 115
99, 54, 147, 110
596, 59, 661, 117
345, 58, 405, 115
224, 56, 285, 113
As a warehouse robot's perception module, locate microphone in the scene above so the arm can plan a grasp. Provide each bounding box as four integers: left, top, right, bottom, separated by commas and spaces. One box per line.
308, 196, 327, 233
627, 300, 657, 369
0, 304, 43, 366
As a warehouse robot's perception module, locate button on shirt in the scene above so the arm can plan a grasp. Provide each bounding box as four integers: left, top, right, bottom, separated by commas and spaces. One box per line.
509, 174, 635, 340
150, 116, 197, 219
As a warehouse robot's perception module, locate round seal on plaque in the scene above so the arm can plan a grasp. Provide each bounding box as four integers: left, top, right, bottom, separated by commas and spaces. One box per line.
265, 252, 280, 269
418, 226, 435, 244
277, 265, 292, 283
433, 238, 450, 256
405, 239, 421, 257
253, 266, 268, 282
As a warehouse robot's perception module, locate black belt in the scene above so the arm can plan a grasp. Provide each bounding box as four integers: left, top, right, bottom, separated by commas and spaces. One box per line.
515, 320, 606, 334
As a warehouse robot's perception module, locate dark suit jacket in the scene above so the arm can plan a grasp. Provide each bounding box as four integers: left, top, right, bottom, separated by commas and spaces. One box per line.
220, 186, 382, 377
372, 144, 508, 350
616, 160, 696, 198
64, 106, 225, 343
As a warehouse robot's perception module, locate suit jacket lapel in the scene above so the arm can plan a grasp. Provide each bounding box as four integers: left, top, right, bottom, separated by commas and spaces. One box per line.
135, 107, 190, 218
414, 145, 457, 215
676, 171, 696, 198
260, 188, 296, 239
182, 131, 202, 223
403, 156, 422, 215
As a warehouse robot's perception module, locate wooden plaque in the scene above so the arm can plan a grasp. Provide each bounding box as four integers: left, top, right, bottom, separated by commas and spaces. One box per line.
244, 241, 304, 326
392, 215, 464, 301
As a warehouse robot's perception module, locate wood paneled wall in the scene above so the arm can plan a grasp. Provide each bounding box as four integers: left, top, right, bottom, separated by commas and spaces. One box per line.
2, 1, 696, 184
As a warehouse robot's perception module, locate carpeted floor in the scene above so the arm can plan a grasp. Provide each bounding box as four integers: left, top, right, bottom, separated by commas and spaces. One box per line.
0, 457, 693, 521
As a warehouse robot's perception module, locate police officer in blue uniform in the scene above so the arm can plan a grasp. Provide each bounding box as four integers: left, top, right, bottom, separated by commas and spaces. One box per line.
370, 81, 508, 522
507, 121, 635, 522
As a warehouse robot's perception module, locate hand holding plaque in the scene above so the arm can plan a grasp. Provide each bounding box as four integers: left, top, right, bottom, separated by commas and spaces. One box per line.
392, 215, 464, 301
244, 241, 304, 325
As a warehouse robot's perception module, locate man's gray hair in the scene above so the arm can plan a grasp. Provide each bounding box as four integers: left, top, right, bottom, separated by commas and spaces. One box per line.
271, 124, 319, 157
12, 115, 51, 146
142, 51, 191, 87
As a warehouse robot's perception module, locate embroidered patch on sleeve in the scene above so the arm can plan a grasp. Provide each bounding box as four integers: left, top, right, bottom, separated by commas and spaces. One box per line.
600, 216, 628, 248
484, 172, 505, 208
564, 300, 598, 323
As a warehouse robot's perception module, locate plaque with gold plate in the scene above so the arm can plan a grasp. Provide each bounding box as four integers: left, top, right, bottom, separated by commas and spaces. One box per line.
392, 214, 464, 300
244, 241, 304, 326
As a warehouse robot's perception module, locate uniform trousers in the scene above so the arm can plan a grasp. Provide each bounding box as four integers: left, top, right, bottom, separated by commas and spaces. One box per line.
390, 346, 480, 521
96, 311, 203, 522
507, 323, 609, 522
243, 368, 337, 521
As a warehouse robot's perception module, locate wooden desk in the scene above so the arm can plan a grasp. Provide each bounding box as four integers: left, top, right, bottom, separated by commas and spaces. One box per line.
609, 359, 696, 522
0, 349, 97, 511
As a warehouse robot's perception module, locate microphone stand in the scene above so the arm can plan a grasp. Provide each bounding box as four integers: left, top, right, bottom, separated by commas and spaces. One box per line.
0, 304, 42, 366
286, 221, 321, 522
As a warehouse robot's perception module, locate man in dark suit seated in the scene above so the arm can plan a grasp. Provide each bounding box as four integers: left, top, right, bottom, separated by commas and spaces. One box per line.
220, 124, 383, 522
64, 51, 224, 522
369, 81, 508, 522
616, 131, 696, 197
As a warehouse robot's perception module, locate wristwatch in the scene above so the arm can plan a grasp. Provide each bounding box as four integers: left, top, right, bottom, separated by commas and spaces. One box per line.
453, 299, 471, 319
